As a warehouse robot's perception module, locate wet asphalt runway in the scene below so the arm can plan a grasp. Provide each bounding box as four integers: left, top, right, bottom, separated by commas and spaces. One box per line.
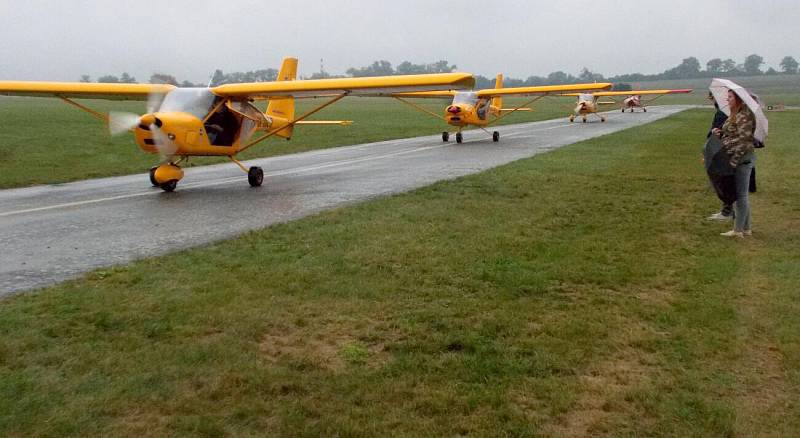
0, 106, 691, 295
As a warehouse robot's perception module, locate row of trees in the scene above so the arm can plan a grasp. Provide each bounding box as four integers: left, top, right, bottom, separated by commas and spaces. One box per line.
81, 54, 798, 87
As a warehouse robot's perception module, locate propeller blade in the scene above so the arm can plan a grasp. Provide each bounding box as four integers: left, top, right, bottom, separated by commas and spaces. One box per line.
108, 111, 141, 136
151, 125, 177, 157
147, 92, 164, 115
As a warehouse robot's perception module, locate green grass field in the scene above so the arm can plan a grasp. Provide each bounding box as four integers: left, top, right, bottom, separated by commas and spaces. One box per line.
2, 108, 798, 436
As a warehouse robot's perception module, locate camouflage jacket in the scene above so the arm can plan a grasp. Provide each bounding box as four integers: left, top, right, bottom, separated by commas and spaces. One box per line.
721, 106, 755, 167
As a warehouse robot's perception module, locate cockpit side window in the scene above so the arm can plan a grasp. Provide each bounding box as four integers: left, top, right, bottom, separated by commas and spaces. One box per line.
204, 99, 242, 146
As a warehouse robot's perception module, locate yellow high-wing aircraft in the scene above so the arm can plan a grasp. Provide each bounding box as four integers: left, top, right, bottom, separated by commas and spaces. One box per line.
563, 89, 693, 123
392, 74, 612, 143
0, 58, 474, 191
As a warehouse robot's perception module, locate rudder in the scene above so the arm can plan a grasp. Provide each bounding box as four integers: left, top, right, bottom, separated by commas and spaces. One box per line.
491, 74, 503, 109
266, 57, 298, 139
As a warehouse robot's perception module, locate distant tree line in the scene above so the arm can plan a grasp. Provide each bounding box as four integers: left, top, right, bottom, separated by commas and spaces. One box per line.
81, 54, 798, 88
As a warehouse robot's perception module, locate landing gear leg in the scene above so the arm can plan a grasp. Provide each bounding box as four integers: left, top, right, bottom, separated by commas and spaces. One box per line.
442, 131, 449, 142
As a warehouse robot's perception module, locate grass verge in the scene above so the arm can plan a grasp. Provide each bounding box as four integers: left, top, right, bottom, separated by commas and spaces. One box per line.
1, 109, 798, 436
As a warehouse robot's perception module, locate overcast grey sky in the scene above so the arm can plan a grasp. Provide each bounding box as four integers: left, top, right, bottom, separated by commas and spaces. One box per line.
0, 0, 797, 83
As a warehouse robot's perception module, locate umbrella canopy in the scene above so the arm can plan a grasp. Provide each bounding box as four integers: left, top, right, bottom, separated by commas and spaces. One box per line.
709, 78, 768, 143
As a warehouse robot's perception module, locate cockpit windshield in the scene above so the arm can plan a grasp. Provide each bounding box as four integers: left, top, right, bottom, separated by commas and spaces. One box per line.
453, 92, 478, 106
579, 93, 594, 102
157, 88, 216, 119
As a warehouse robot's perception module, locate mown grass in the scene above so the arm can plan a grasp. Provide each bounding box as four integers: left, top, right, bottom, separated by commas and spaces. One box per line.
0, 96, 565, 189
1, 109, 798, 436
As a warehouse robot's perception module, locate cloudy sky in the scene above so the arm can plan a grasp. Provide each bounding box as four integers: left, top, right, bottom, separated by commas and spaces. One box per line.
0, 0, 796, 83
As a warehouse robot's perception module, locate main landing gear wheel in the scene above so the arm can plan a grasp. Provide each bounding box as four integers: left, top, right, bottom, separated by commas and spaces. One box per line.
248, 166, 264, 187
569, 115, 575, 123
582, 118, 587, 123
148, 166, 158, 187
455, 132, 463, 143
160, 180, 178, 192
643, 107, 647, 112
492, 131, 500, 142
621, 108, 625, 113
600, 117, 606, 122
442, 131, 449, 142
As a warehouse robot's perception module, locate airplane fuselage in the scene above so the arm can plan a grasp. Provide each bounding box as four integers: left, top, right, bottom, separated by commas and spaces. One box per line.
443, 92, 500, 127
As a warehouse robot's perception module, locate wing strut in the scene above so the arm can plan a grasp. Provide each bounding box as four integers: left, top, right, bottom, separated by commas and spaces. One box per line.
238, 93, 348, 153
485, 95, 546, 127
57, 96, 108, 122
393, 96, 446, 121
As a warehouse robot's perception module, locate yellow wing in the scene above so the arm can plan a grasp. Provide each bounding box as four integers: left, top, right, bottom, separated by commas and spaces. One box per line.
476, 82, 613, 98
0, 81, 176, 100
589, 89, 692, 97
211, 73, 475, 99
562, 89, 692, 97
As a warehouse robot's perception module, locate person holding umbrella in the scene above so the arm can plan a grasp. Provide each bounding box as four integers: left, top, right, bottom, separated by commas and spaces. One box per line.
709, 79, 768, 237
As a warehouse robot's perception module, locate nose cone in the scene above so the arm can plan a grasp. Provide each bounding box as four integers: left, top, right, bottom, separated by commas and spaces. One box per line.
447, 105, 461, 114
138, 114, 162, 129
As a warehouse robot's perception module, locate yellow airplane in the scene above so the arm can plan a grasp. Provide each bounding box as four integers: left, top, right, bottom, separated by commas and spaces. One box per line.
0, 58, 474, 191
564, 89, 693, 123
392, 74, 612, 143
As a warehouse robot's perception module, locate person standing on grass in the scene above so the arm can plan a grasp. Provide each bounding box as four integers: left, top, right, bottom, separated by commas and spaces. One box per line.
705, 91, 735, 221
711, 89, 756, 238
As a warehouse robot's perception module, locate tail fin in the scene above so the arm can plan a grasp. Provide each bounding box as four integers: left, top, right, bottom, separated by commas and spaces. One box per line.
266, 57, 298, 139
491, 74, 503, 109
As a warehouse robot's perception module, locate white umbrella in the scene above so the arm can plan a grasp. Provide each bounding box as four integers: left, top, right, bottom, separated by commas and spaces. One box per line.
709, 78, 768, 143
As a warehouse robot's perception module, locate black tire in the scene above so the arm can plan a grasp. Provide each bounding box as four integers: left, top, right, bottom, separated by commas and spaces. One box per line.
582, 118, 586, 123
442, 131, 449, 142
149, 166, 158, 187
492, 131, 499, 142
160, 180, 177, 192
621, 108, 625, 113
455, 132, 463, 144
643, 107, 647, 112
248, 166, 264, 187
601, 117, 606, 122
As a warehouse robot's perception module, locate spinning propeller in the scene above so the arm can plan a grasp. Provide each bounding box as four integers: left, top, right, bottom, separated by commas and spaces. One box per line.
107, 92, 176, 156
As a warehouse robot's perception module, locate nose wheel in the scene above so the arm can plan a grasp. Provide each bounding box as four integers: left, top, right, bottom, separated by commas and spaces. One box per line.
149, 166, 158, 187
150, 163, 184, 192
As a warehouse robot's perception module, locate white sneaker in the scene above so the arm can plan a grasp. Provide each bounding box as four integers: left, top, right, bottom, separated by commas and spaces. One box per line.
707, 212, 733, 221
743, 229, 752, 236
720, 230, 744, 238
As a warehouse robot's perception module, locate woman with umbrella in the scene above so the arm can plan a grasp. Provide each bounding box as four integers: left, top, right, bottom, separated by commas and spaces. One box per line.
709, 79, 768, 237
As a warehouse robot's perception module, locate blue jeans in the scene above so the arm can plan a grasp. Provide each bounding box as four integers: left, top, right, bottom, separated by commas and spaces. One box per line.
734, 157, 755, 232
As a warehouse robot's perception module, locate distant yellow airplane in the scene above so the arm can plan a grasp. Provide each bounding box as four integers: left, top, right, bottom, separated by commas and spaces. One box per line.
393, 74, 612, 143
564, 89, 693, 123
0, 58, 474, 191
